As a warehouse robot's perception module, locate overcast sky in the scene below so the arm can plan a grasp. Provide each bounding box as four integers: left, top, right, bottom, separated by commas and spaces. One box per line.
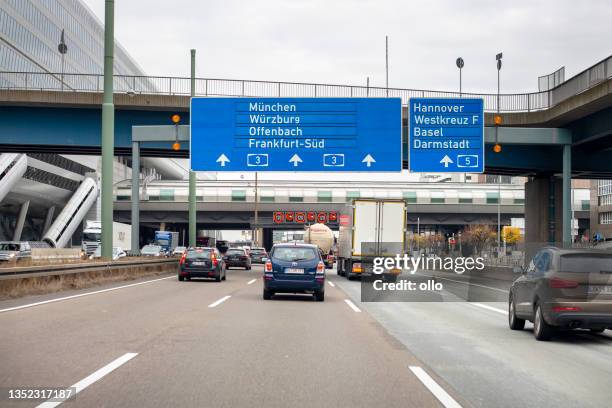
82, 0, 611, 93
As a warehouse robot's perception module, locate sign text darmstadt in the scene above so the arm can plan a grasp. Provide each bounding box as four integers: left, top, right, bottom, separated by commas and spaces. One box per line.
190, 97, 401, 172
408, 98, 484, 173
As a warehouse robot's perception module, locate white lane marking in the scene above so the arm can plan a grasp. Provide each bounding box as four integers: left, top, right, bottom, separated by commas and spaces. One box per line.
208, 295, 231, 308
344, 299, 361, 312
328, 281, 335, 287
471, 302, 508, 315
409, 366, 463, 408
416, 273, 509, 293
37, 352, 138, 408
0, 276, 174, 314
247, 279, 257, 285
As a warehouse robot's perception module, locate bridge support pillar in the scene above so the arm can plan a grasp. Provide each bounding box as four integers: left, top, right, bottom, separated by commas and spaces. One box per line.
525, 174, 572, 260
13, 200, 29, 241
42, 206, 55, 236
562, 144, 572, 246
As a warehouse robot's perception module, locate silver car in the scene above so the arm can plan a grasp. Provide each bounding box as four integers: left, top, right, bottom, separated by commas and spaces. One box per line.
0, 241, 32, 262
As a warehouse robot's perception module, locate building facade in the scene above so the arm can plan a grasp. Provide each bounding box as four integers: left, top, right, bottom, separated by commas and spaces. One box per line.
0, 0, 145, 89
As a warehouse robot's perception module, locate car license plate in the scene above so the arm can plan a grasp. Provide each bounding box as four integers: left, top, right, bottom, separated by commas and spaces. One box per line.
285, 268, 304, 274
192, 261, 205, 266
589, 285, 612, 294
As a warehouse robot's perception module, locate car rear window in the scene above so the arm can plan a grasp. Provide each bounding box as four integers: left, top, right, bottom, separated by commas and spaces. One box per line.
560, 254, 612, 273
186, 249, 212, 259
272, 247, 318, 262
251, 249, 266, 254
227, 249, 245, 255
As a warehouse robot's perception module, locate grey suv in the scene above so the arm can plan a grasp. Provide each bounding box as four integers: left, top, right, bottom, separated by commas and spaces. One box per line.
509, 247, 612, 340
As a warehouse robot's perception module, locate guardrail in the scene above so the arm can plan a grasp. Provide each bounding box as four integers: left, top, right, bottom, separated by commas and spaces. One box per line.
0, 258, 177, 280
1, 54, 610, 112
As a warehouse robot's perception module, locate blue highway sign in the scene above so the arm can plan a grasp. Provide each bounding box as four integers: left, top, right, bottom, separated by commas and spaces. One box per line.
408, 98, 484, 173
190, 97, 401, 172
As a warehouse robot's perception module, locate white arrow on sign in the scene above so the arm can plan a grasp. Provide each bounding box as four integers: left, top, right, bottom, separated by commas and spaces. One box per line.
216, 154, 230, 167
289, 153, 303, 167
362, 154, 376, 167
440, 155, 453, 168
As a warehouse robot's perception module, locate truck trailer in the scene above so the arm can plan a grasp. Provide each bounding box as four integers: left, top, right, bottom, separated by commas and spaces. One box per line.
337, 199, 406, 280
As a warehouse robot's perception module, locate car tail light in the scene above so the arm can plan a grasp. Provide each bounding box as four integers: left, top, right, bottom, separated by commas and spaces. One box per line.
549, 277, 579, 288
179, 253, 187, 265
211, 253, 218, 267
265, 261, 273, 272
316, 261, 325, 274
552, 306, 581, 312
327, 254, 334, 261
352, 263, 363, 273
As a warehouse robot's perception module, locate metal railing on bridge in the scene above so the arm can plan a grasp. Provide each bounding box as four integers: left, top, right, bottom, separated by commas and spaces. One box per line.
1, 54, 610, 112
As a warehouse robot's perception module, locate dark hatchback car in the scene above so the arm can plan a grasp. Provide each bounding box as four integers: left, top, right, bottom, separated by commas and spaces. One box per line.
263, 243, 325, 301
250, 247, 268, 264
509, 247, 612, 340
178, 247, 226, 282
223, 248, 251, 270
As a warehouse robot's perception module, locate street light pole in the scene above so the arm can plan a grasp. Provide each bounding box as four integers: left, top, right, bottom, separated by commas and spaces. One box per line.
456, 57, 464, 97
100, 0, 114, 260
58, 29, 67, 91
385, 35, 389, 97
496, 52, 503, 253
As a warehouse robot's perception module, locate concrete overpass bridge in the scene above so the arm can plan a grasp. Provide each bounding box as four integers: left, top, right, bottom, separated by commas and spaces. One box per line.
1, 54, 611, 177
1, 55, 610, 245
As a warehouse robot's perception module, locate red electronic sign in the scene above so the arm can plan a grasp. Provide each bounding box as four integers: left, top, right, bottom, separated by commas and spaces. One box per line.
285, 212, 295, 222
328, 212, 337, 222
273, 212, 284, 223
307, 212, 316, 222
317, 212, 327, 223
295, 212, 306, 223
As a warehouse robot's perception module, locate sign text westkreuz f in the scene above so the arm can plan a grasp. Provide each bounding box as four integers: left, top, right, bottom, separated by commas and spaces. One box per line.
408, 98, 484, 173
190, 97, 402, 172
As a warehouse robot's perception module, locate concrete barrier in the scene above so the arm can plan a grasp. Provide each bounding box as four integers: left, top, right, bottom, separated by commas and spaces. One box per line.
0, 259, 178, 299
31, 247, 82, 262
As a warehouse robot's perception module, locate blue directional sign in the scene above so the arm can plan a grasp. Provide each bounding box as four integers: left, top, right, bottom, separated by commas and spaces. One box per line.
408, 98, 484, 173
190, 97, 401, 172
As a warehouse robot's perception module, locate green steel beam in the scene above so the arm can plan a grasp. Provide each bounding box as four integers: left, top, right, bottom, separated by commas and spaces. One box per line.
189, 49, 197, 247
101, 0, 114, 260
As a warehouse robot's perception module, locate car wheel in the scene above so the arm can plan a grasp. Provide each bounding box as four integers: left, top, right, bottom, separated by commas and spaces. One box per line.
246, 264, 251, 270
533, 303, 554, 341
215, 272, 222, 282
222, 270, 227, 281
263, 289, 272, 300
185, 275, 191, 281
178, 275, 185, 282
508, 294, 525, 330
314, 291, 325, 302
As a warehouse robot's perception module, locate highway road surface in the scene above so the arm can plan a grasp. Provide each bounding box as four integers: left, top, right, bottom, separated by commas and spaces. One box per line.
0, 265, 611, 408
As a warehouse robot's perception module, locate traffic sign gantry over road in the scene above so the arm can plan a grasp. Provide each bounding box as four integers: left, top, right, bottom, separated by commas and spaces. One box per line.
190, 97, 402, 172
408, 98, 484, 173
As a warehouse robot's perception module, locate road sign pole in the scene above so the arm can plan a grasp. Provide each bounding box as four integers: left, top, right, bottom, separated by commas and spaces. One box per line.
131, 141, 140, 253
101, 0, 114, 260
189, 49, 197, 247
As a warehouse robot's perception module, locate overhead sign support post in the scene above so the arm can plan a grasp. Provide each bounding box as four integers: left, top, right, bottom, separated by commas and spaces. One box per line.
189, 97, 402, 172
408, 98, 484, 173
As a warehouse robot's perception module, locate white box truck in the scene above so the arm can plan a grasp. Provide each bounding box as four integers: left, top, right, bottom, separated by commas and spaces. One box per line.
337, 199, 406, 280
82, 220, 132, 255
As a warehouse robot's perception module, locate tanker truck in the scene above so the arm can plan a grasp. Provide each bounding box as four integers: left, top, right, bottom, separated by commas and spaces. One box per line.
303, 223, 335, 269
